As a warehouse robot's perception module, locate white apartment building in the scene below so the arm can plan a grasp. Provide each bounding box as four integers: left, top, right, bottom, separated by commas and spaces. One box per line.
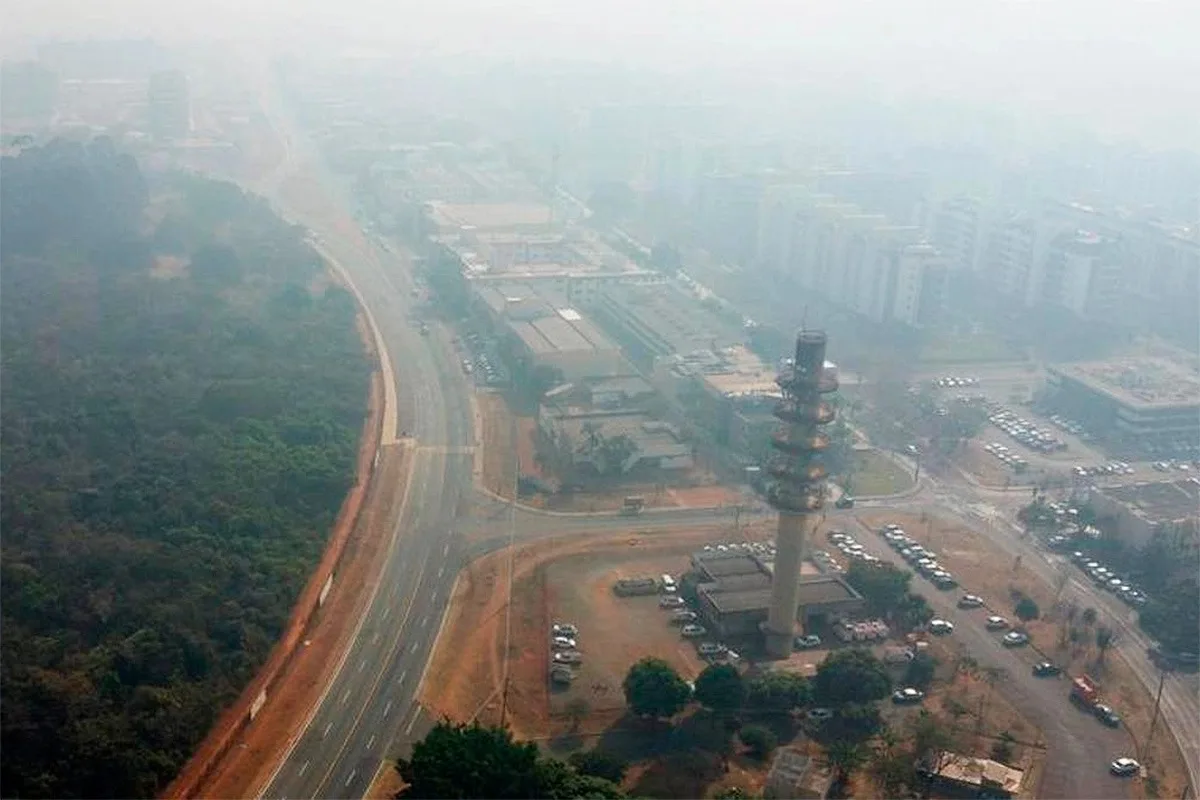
1040, 231, 1123, 321
754, 188, 948, 328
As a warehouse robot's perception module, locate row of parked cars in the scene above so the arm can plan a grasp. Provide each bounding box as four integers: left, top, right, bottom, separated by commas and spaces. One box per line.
1071, 461, 1136, 479
549, 622, 582, 684
644, 569, 742, 665
1069, 551, 1148, 606
875, 526, 958, 590
988, 407, 1068, 454
982, 442, 1030, 474
931, 375, 980, 388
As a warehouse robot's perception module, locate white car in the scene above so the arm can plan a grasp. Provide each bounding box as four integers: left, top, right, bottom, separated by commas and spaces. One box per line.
1110, 757, 1141, 777
552, 650, 582, 664
697, 642, 727, 656
681, 624, 707, 638
986, 616, 1010, 630
670, 609, 699, 624
552, 622, 578, 637
1002, 631, 1029, 647
552, 636, 577, 650
929, 619, 955, 635
659, 595, 685, 609
957, 594, 984, 609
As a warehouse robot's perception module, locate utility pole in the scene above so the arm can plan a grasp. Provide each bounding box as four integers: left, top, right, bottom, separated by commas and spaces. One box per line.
1146, 668, 1166, 751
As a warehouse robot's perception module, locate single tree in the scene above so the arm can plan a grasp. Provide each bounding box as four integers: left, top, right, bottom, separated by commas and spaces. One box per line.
818, 702, 885, 745
845, 562, 913, 618
746, 671, 811, 711
904, 652, 938, 690
396, 721, 543, 798
1095, 626, 1115, 664
694, 663, 746, 717
1014, 596, 1040, 622
813, 649, 891, 707
568, 750, 628, 785
622, 657, 691, 719
991, 731, 1016, 765
738, 724, 778, 761
1082, 606, 1098, 626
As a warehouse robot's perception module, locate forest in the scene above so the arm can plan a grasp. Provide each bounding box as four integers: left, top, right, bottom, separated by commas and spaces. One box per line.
0, 139, 372, 798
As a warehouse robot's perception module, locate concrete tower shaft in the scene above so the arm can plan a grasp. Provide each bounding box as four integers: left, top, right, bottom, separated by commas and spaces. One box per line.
763, 330, 837, 658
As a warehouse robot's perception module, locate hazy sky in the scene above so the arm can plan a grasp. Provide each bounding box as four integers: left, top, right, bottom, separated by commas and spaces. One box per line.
4, 0, 1199, 148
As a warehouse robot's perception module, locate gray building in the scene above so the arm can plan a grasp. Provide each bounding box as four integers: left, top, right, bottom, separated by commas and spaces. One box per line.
146, 69, 191, 140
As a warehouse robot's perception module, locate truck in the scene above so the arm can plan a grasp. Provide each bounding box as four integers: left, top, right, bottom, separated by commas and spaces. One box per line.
1070, 674, 1100, 708
621, 495, 646, 515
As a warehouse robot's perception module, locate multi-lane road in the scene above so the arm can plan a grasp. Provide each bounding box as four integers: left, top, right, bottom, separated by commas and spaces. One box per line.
240, 66, 1194, 798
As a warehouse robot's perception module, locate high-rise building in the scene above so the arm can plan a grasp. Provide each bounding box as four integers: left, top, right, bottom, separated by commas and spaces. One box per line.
1039, 231, 1123, 321
146, 70, 191, 141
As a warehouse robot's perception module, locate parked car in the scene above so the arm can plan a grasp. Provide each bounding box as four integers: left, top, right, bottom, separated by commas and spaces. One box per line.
986, 616, 1010, 630
552, 636, 577, 650
958, 594, 985, 609
697, 642, 728, 656
552, 650, 582, 664
659, 595, 685, 609
1002, 631, 1029, 647
552, 622, 578, 637
670, 609, 699, 624
794, 634, 822, 650
681, 624, 707, 638
1033, 662, 1062, 677
1110, 757, 1140, 777
929, 619, 955, 635
1095, 704, 1122, 728
891, 687, 926, 704
806, 708, 834, 722
835, 494, 856, 509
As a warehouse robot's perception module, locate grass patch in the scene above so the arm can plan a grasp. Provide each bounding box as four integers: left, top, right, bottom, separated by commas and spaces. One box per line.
846, 450, 915, 497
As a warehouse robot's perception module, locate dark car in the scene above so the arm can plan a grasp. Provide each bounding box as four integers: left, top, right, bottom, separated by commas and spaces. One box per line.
835, 494, 855, 509
1094, 704, 1122, 728
1032, 662, 1062, 677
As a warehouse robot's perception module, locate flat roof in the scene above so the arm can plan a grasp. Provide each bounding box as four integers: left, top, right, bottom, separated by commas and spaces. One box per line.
600, 281, 747, 357
427, 201, 553, 230
702, 576, 862, 615
1050, 358, 1200, 411
927, 752, 1024, 795
477, 282, 620, 356
549, 411, 690, 459
694, 552, 767, 578
1103, 479, 1200, 523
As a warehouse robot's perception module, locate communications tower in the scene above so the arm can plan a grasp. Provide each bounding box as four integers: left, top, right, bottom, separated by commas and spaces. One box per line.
763, 330, 838, 658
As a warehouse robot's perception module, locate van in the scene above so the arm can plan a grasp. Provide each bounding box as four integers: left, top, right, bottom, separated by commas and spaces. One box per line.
660, 574, 678, 593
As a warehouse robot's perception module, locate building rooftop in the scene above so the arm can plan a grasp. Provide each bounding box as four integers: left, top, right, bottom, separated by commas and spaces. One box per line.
427, 201, 554, 231
545, 409, 691, 461
674, 345, 780, 399
477, 282, 619, 357
1103, 479, 1200, 524
599, 280, 747, 358
701, 575, 862, 615
1050, 358, 1200, 410
924, 752, 1025, 796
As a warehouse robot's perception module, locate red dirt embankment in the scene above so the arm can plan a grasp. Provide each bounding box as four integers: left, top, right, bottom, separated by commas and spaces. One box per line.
162, 316, 387, 799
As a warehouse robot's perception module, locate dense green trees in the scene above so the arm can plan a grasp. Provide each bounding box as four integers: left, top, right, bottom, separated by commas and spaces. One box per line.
0, 143, 370, 797
693, 663, 745, 716
812, 649, 892, 708
396, 722, 626, 799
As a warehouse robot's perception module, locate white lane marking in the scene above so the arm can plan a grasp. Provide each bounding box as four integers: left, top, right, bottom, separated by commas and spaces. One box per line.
341, 688, 351, 705
420, 615, 428, 629
367, 734, 376, 750
405, 708, 421, 735
298, 761, 309, 778
372, 632, 380, 645
398, 669, 408, 685
322, 722, 332, 739
383, 700, 393, 718
382, 606, 391, 620
437, 565, 444, 579
344, 769, 357, 788
358, 659, 366, 673
409, 642, 418, 654
443, 542, 450, 556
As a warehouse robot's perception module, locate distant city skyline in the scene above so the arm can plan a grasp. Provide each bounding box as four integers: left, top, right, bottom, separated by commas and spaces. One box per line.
3, 0, 1199, 151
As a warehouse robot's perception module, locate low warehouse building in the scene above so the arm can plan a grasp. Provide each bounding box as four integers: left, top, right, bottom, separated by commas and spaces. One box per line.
689, 550, 864, 639
918, 752, 1025, 799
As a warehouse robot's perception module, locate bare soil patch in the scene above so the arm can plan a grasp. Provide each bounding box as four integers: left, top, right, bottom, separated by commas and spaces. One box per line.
478, 392, 517, 499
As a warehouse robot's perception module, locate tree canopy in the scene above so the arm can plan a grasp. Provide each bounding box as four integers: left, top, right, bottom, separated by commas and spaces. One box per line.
813, 649, 891, 707
745, 671, 811, 711
846, 561, 913, 618
396, 722, 625, 799
693, 663, 745, 715
622, 657, 691, 719
0, 142, 371, 798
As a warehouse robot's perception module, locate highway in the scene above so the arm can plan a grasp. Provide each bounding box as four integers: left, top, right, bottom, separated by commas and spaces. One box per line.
254, 76, 479, 799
